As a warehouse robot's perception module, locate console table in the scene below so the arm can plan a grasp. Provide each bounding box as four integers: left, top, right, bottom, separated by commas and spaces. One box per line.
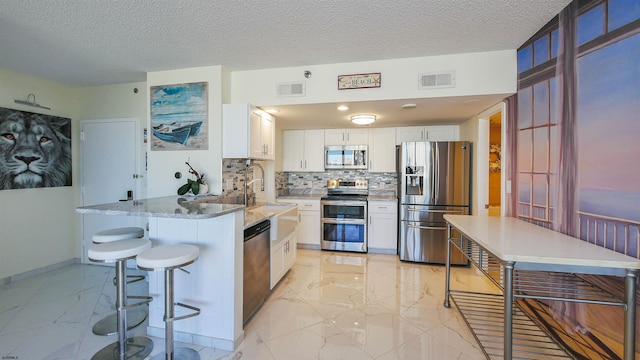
443, 215, 640, 360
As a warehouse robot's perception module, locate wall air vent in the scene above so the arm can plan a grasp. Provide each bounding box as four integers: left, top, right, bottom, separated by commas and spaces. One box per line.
418, 71, 455, 90
276, 81, 306, 97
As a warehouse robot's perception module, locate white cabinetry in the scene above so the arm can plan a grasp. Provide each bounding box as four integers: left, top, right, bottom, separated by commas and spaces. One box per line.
368, 200, 398, 254
223, 103, 275, 160
270, 231, 296, 289
395, 125, 459, 145
324, 128, 369, 145
368, 128, 396, 173
277, 199, 321, 248
282, 130, 324, 172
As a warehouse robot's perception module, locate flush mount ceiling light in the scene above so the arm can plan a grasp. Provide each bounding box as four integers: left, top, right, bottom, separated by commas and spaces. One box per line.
337, 105, 349, 111
401, 103, 417, 109
351, 114, 376, 125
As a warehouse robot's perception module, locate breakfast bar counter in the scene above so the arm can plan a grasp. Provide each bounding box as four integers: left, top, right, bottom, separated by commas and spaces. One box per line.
77, 196, 247, 351
443, 215, 640, 360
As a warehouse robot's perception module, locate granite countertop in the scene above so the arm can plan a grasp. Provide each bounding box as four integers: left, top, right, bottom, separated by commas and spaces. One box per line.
76, 195, 245, 219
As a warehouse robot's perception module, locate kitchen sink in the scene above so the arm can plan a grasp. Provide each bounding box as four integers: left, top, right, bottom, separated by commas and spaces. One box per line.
246, 204, 298, 242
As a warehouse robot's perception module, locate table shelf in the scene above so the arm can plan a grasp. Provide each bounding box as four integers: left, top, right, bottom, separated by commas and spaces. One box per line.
449, 290, 573, 359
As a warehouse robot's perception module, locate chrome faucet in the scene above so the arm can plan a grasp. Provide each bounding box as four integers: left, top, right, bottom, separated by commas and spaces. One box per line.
244, 160, 265, 206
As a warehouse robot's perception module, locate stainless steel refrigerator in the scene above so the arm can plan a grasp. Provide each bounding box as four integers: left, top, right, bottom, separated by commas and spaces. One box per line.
398, 141, 471, 264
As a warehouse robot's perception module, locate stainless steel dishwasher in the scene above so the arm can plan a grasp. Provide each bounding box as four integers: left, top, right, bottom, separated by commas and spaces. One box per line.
243, 219, 270, 325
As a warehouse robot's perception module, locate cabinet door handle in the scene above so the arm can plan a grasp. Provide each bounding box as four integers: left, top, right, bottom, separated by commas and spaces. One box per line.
265, 144, 269, 154
377, 206, 388, 209
304, 160, 307, 169
300, 160, 303, 169
369, 215, 372, 225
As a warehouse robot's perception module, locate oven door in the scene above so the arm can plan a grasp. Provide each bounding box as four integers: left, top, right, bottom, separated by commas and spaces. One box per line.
322, 200, 366, 220
321, 219, 367, 252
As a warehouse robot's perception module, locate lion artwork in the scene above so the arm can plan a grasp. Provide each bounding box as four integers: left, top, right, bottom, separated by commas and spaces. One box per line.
0, 108, 72, 189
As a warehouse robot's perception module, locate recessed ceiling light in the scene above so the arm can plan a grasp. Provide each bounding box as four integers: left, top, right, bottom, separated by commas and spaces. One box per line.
401, 103, 417, 109
265, 109, 279, 114
337, 105, 349, 111
351, 114, 376, 125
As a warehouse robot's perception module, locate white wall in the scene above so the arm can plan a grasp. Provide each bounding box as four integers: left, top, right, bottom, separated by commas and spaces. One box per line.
147, 66, 224, 197
0, 68, 78, 279
230, 50, 516, 106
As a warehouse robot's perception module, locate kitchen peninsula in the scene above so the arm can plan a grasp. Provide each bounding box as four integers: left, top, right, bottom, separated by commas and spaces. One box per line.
77, 196, 246, 351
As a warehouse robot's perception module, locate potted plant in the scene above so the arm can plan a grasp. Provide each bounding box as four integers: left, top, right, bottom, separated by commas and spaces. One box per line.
178, 161, 208, 195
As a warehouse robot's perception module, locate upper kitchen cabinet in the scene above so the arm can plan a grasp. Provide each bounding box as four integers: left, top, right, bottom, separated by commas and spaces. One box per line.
324, 128, 369, 146
368, 128, 396, 173
282, 130, 325, 172
223, 103, 275, 160
395, 125, 459, 145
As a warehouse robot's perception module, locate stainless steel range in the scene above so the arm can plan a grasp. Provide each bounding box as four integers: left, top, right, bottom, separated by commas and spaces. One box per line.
321, 179, 368, 253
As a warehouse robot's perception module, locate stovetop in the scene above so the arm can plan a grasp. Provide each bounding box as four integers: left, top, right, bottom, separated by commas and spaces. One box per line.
323, 179, 368, 201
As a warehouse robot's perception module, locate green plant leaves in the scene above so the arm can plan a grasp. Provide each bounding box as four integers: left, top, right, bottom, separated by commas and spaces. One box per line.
177, 182, 192, 195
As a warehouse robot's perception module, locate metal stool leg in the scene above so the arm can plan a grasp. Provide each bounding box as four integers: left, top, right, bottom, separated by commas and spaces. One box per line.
150, 268, 199, 360
92, 269, 148, 336
92, 260, 153, 360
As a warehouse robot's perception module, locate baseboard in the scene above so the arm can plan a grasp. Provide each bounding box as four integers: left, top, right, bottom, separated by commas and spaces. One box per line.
2, 258, 80, 285
368, 248, 398, 255
297, 244, 321, 250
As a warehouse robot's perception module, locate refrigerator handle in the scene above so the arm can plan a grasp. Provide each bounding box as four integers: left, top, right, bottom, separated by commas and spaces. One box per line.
435, 144, 440, 201
430, 144, 436, 204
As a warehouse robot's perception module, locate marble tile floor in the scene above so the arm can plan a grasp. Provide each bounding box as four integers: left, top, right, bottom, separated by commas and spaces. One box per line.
0, 249, 498, 359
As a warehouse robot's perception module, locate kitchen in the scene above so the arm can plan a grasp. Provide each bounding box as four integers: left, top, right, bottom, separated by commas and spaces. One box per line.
2, 0, 640, 359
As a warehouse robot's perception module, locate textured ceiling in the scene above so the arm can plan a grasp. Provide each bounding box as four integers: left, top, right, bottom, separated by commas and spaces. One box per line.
0, 0, 569, 87
0, 0, 570, 128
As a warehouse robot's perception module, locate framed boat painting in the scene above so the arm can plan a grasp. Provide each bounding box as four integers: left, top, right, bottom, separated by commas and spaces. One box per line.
150, 82, 208, 151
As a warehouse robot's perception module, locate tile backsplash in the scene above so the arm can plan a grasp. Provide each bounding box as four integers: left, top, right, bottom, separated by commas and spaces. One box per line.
277, 170, 397, 195
223, 159, 397, 200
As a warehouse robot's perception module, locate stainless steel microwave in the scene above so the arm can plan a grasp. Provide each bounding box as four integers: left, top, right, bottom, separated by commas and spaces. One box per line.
325, 145, 368, 170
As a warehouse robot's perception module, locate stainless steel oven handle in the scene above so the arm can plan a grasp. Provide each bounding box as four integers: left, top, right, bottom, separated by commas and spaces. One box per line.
322, 218, 366, 225
407, 208, 464, 214
321, 200, 367, 206
407, 224, 447, 231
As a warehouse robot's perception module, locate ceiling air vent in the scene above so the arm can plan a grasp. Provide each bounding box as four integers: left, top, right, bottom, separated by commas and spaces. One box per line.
418, 71, 455, 90
276, 81, 306, 97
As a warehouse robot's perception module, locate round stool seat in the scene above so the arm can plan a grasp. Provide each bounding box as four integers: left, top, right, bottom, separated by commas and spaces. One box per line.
88, 238, 151, 263
93, 227, 144, 243
137, 244, 199, 271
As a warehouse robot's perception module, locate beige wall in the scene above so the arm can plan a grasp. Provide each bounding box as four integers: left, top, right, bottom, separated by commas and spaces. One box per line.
146, 66, 224, 197
230, 50, 516, 106
0, 68, 78, 279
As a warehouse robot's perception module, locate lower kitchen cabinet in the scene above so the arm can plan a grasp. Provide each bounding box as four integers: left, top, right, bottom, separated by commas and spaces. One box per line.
270, 231, 297, 289
368, 200, 398, 254
278, 199, 321, 248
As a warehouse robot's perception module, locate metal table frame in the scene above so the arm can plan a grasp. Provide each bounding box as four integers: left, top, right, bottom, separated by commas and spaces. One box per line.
443, 218, 638, 360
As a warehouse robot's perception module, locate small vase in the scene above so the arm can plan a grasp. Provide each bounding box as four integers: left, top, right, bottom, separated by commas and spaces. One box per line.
197, 183, 208, 195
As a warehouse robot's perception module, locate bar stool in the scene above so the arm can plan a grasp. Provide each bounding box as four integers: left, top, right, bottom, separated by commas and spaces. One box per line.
137, 244, 201, 360
88, 238, 154, 360
92, 227, 148, 336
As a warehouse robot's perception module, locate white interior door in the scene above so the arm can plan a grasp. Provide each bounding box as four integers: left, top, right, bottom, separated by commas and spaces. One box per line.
80, 118, 141, 264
